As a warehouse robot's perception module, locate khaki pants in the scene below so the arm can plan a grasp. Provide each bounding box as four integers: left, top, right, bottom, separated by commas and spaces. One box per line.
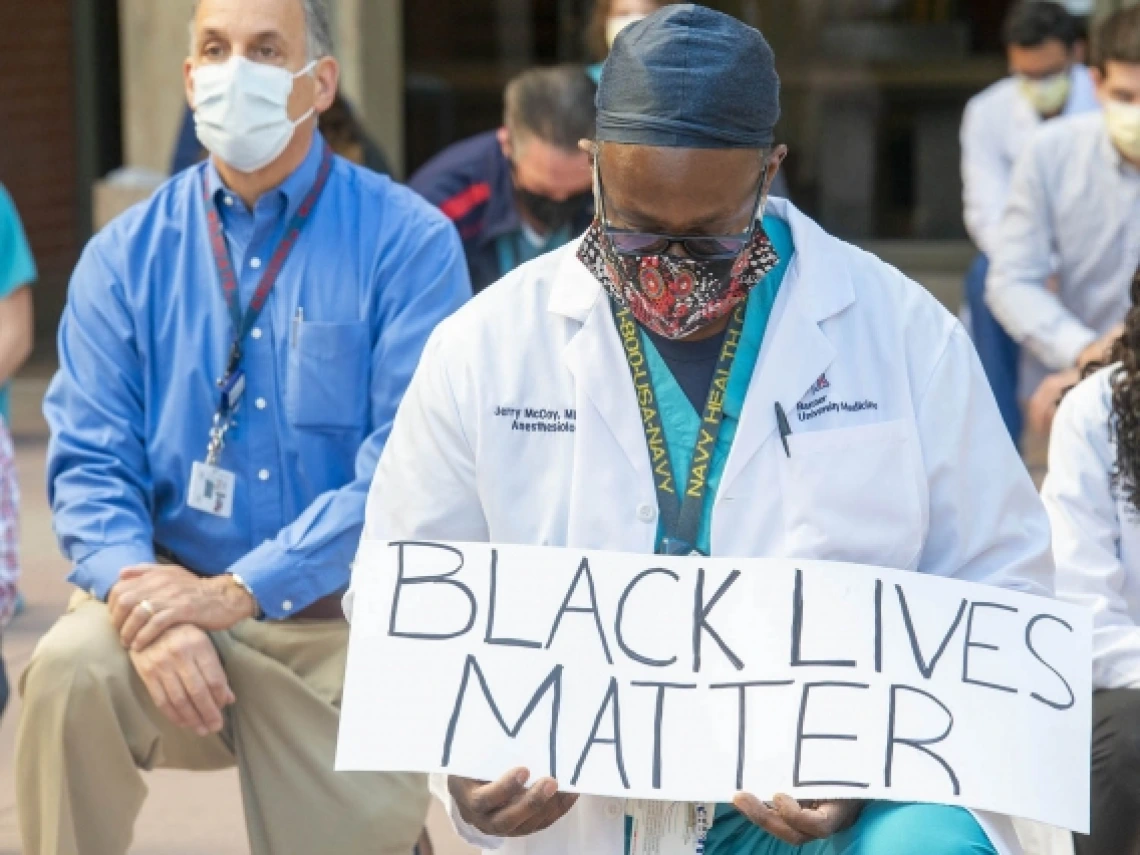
16, 592, 429, 855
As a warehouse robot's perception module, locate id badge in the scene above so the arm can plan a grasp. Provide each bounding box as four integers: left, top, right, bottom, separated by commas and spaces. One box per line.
188, 461, 236, 519
628, 801, 715, 855
220, 369, 246, 414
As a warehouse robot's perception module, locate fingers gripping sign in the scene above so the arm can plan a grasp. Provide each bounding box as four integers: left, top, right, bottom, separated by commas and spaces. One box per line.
450, 768, 579, 838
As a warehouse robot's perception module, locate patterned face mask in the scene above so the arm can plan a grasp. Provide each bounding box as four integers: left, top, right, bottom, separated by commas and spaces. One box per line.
577, 219, 780, 340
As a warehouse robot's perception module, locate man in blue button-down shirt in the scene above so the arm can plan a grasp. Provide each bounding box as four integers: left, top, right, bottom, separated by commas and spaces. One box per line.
16, 1, 470, 853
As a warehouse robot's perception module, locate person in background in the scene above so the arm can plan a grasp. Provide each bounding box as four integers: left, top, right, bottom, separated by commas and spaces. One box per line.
318, 93, 394, 174
1043, 265, 1140, 855
0, 184, 35, 718
171, 91, 392, 176
960, 0, 1099, 446
410, 65, 596, 294
586, 0, 676, 83
987, 5, 1140, 437
0, 187, 35, 430
16, 0, 470, 853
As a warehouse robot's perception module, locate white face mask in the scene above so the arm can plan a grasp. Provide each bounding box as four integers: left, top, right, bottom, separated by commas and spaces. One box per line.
1016, 70, 1072, 117
192, 56, 317, 173
1105, 99, 1140, 162
606, 13, 647, 49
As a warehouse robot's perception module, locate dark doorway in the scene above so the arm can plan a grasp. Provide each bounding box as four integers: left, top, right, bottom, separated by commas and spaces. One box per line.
403, 0, 592, 176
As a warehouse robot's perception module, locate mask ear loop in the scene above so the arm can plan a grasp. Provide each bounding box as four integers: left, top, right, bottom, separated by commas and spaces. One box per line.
590, 144, 606, 227
755, 161, 771, 224
290, 59, 321, 128
588, 145, 635, 285
293, 59, 319, 79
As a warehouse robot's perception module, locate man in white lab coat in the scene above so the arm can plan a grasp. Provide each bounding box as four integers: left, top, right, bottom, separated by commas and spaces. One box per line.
960, 1, 1098, 444
986, 6, 1140, 437
359, 6, 1054, 855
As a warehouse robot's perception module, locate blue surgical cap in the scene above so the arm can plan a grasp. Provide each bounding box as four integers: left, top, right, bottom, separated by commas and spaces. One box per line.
596, 4, 780, 149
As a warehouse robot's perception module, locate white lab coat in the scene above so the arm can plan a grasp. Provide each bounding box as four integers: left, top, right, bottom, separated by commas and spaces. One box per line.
1043, 365, 1140, 690
353, 198, 1054, 855
960, 65, 1099, 257
985, 114, 1140, 399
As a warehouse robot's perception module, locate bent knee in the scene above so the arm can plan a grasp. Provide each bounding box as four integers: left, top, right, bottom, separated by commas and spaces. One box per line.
1095, 690, 1140, 776
368, 773, 430, 849
21, 599, 129, 701
840, 803, 996, 855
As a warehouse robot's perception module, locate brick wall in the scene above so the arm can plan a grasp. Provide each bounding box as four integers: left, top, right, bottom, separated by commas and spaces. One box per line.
0, 0, 78, 345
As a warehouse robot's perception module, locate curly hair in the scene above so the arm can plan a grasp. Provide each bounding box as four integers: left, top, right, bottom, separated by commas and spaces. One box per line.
1107, 266, 1140, 510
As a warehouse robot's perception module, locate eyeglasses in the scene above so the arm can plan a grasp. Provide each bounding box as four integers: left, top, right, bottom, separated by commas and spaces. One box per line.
593, 156, 766, 262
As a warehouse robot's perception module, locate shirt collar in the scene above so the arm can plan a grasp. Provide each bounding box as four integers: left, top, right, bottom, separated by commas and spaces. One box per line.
204, 130, 328, 221
1096, 119, 1140, 177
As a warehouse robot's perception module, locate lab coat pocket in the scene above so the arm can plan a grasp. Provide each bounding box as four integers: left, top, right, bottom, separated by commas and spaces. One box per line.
778, 419, 922, 570
287, 321, 370, 431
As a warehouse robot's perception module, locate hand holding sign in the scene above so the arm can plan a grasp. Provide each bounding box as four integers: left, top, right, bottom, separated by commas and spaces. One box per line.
734, 795, 865, 845
449, 768, 579, 838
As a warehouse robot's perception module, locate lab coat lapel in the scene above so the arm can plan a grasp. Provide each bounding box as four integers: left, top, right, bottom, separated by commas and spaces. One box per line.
719, 204, 853, 497
552, 251, 653, 489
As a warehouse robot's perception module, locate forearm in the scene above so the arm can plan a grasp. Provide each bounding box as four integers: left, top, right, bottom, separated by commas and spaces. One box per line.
48, 432, 157, 600
917, 325, 1054, 595
0, 287, 34, 386
227, 481, 366, 618
46, 242, 156, 598
985, 271, 1095, 369
68, 541, 157, 601
961, 185, 1002, 259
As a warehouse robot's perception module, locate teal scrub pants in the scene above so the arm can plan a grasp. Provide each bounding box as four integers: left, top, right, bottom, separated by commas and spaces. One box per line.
702, 802, 998, 855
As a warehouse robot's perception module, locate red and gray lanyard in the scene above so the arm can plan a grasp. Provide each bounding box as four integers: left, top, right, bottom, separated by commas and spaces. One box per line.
612, 301, 746, 556
200, 146, 334, 465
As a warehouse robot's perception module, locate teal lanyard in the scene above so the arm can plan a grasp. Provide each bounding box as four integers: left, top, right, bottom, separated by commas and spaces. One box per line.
613, 302, 746, 556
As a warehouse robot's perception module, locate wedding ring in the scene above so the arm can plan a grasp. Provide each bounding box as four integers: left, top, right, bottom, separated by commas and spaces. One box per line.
140, 599, 156, 617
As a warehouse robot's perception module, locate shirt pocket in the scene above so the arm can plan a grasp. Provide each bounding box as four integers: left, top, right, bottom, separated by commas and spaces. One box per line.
287, 321, 370, 431
777, 419, 923, 571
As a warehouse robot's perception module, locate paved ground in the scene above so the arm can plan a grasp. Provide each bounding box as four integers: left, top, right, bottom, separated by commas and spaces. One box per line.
0, 371, 473, 855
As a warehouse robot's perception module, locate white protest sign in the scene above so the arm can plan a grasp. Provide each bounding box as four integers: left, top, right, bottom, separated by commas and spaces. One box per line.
337, 540, 1091, 832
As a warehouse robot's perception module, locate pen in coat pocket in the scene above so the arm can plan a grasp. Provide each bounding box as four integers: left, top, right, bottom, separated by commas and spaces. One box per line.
775, 402, 792, 458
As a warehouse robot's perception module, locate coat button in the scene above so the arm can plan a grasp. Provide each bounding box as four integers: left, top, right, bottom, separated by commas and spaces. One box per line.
636, 504, 657, 523
282, 600, 293, 612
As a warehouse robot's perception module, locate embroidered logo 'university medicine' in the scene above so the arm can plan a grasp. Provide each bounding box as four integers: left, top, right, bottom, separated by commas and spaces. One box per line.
806, 373, 830, 398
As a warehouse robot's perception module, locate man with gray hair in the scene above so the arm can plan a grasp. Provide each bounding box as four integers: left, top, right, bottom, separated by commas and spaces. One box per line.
411, 65, 597, 293
15, 0, 470, 853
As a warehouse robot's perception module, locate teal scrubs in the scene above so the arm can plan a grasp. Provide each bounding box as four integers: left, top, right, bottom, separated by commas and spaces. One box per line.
495, 224, 573, 279
630, 215, 997, 855
0, 185, 36, 424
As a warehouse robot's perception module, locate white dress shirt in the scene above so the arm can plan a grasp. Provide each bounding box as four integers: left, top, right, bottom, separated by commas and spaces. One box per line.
1044, 365, 1140, 690
961, 64, 1099, 257
987, 113, 1140, 397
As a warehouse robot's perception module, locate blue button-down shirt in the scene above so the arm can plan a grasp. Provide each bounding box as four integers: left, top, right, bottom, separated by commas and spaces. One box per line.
45, 132, 471, 618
